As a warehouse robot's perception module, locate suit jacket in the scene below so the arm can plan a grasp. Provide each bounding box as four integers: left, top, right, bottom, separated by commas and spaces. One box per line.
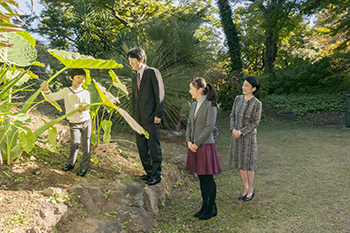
186, 98, 217, 146
132, 65, 164, 126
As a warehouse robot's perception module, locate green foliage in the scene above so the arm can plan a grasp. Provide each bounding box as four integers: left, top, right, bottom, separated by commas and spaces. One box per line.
217, 0, 242, 74
209, 71, 243, 111
302, 0, 350, 51
261, 53, 350, 95
262, 92, 346, 115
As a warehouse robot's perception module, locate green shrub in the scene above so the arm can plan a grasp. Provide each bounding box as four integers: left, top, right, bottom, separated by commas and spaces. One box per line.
262, 92, 347, 115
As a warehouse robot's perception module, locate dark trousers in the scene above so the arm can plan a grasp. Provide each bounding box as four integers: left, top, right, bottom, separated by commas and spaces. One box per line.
136, 123, 162, 179
69, 120, 91, 170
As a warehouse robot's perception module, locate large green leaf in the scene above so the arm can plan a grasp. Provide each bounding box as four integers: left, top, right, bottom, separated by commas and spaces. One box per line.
48, 49, 123, 69
92, 79, 149, 139
18, 130, 36, 153
0, 32, 37, 66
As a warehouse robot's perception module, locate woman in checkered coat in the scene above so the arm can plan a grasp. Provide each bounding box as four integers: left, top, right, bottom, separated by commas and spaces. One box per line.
227, 76, 262, 202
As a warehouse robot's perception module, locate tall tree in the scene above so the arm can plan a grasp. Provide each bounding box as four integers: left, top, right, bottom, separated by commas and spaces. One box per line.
217, 0, 243, 74
302, 0, 350, 52
242, 0, 302, 73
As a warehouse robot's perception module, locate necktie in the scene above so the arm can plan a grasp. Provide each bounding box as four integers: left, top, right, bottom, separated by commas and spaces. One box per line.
137, 73, 141, 90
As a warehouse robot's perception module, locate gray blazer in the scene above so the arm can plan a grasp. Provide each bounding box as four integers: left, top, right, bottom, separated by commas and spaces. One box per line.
186, 98, 217, 146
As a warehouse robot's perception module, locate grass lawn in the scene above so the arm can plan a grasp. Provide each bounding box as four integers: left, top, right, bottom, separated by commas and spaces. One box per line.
151, 111, 350, 233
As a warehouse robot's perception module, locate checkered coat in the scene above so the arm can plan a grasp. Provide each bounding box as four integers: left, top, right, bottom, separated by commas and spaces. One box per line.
227, 95, 262, 170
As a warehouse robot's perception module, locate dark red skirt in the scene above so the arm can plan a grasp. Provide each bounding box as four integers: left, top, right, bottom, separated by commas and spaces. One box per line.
186, 143, 222, 175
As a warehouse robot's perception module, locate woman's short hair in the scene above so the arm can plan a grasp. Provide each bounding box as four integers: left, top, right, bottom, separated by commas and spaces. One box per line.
245, 76, 260, 94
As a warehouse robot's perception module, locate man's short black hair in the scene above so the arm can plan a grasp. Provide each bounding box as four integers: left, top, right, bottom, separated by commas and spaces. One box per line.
127, 47, 147, 63
69, 69, 86, 79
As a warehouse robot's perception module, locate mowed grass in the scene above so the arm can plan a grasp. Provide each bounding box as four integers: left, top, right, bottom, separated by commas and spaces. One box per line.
150, 111, 350, 233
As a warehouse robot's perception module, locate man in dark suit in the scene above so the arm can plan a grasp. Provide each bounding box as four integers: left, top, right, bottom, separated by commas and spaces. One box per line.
128, 47, 164, 185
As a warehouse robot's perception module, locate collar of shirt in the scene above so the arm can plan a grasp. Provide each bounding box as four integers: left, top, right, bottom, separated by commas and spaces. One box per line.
70, 86, 84, 93
138, 64, 146, 81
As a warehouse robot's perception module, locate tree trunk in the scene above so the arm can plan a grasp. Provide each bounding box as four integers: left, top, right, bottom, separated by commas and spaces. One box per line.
264, 27, 278, 74
217, 0, 242, 74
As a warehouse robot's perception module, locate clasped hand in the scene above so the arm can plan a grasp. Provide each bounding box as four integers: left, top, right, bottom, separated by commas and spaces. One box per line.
187, 141, 198, 153
232, 128, 241, 139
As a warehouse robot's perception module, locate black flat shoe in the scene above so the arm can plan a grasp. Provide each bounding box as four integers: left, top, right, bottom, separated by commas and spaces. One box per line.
77, 169, 87, 177
244, 192, 254, 202
62, 164, 74, 171
140, 174, 150, 181
238, 194, 247, 200
146, 177, 161, 185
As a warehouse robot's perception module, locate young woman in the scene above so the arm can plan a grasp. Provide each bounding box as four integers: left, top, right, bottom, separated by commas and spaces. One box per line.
186, 77, 222, 220
227, 76, 262, 202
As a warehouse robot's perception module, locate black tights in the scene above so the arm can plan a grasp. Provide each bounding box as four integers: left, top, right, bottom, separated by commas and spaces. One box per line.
199, 175, 217, 204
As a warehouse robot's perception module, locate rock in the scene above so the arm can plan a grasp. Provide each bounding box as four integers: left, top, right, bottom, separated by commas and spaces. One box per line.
66, 218, 123, 233
143, 186, 159, 215
32, 201, 68, 232
169, 154, 187, 170
42, 187, 62, 196
163, 168, 181, 184
148, 181, 168, 204
69, 180, 105, 216
107, 179, 144, 208
29, 226, 41, 233
68, 178, 155, 231
113, 206, 156, 230
117, 173, 131, 180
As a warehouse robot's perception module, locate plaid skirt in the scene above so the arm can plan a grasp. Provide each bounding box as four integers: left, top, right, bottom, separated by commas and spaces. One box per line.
186, 143, 222, 176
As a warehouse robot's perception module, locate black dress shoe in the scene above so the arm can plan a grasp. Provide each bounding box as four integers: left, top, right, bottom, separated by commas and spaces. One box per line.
244, 192, 254, 202
146, 177, 161, 185
62, 164, 74, 171
238, 194, 247, 200
77, 169, 87, 177
140, 174, 150, 181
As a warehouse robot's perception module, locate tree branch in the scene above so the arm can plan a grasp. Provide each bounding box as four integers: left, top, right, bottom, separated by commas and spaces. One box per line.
105, 4, 128, 26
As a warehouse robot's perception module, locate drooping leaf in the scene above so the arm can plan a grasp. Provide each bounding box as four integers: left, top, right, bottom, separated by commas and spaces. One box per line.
48, 49, 123, 69
82, 68, 91, 89
87, 83, 101, 114
109, 70, 128, 98
92, 79, 149, 139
